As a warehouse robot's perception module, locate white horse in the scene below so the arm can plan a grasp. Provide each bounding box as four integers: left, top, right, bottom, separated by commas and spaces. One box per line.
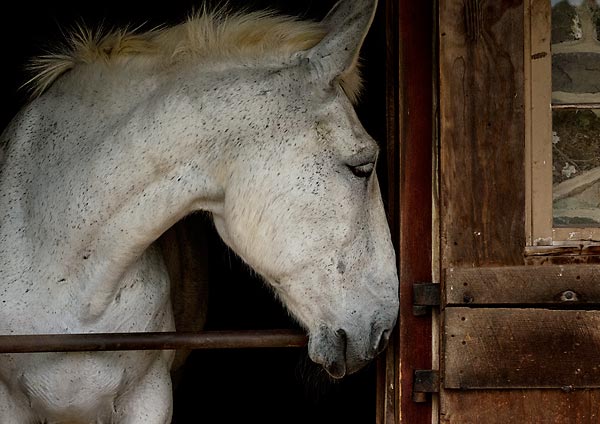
0, 0, 399, 422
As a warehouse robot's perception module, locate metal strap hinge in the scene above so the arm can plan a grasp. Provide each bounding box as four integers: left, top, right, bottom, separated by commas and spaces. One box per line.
412, 369, 440, 403
413, 282, 440, 316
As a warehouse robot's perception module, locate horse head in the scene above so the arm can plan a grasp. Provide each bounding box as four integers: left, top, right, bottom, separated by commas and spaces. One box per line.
209, 0, 399, 378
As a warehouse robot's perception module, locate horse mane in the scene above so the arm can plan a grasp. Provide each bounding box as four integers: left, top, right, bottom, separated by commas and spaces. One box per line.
25, 8, 363, 102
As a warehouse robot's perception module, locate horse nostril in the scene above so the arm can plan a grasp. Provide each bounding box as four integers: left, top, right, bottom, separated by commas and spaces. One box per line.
326, 359, 347, 379
323, 328, 347, 378
335, 328, 347, 342
335, 328, 348, 353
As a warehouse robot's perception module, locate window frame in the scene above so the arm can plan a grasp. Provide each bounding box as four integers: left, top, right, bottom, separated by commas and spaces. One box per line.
525, 0, 600, 250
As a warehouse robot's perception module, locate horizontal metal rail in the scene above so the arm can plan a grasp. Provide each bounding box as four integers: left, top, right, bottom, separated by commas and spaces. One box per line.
0, 330, 308, 353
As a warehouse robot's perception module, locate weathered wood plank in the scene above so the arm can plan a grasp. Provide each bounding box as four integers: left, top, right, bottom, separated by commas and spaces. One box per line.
439, 0, 600, 421
439, 0, 526, 269
440, 390, 600, 424
444, 308, 600, 389
445, 265, 600, 305
525, 254, 600, 266
525, 245, 600, 257
525, 242, 600, 265
396, 0, 435, 422
527, 0, 553, 245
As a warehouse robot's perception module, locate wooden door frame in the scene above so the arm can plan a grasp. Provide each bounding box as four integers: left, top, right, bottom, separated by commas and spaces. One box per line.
377, 1, 435, 423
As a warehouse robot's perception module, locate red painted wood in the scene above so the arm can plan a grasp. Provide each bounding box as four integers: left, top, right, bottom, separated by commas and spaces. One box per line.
398, 0, 434, 422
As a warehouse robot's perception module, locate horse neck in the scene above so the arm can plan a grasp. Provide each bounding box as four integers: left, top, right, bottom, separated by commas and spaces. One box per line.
0, 66, 228, 319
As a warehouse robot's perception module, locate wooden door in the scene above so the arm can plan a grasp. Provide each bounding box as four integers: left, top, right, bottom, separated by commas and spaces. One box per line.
439, 0, 600, 422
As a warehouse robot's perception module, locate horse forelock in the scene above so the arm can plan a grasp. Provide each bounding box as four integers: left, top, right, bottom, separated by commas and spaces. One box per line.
24, 8, 363, 102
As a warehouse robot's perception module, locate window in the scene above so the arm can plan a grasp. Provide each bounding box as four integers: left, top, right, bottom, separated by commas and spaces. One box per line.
526, 0, 600, 249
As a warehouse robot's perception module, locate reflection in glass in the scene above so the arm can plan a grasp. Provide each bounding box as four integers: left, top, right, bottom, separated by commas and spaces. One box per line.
551, 1, 600, 227
552, 110, 600, 226
552, 0, 600, 103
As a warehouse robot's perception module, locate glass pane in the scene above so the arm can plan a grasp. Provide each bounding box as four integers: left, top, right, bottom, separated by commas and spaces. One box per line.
552, 0, 600, 103
551, 1, 600, 227
551, 0, 583, 44
552, 109, 600, 227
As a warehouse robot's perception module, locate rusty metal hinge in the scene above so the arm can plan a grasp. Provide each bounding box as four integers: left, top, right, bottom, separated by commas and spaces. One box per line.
412, 369, 440, 403
413, 282, 440, 316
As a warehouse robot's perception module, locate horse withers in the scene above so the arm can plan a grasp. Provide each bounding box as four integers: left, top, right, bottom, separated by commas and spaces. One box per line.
0, 0, 399, 422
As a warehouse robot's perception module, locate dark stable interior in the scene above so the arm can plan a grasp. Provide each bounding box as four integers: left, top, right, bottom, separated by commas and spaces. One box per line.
1, 1, 388, 422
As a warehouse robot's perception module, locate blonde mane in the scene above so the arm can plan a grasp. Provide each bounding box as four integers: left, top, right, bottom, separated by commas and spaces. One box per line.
26, 9, 362, 101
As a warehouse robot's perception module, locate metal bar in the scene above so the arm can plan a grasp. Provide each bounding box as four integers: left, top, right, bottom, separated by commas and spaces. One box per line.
551, 103, 600, 110
0, 330, 308, 353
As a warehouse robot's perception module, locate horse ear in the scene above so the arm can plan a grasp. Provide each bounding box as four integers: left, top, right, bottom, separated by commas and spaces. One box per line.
306, 0, 377, 81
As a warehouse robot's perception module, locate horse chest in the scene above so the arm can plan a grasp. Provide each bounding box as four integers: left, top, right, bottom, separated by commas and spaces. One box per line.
1, 245, 173, 332
10, 351, 162, 423
0, 249, 174, 422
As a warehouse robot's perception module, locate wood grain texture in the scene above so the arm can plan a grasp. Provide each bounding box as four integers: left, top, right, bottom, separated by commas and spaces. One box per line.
397, 0, 435, 422
439, 0, 600, 421
444, 308, 600, 389
528, 0, 553, 244
526, 245, 600, 257
445, 265, 600, 305
440, 390, 600, 424
526, 255, 600, 265
525, 244, 600, 265
439, 0, 526, 268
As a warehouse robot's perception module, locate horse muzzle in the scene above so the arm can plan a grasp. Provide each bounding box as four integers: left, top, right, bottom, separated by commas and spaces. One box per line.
308, 316, 396, 379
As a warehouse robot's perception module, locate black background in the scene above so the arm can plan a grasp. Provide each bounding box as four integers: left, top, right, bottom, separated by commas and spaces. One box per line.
1, 1, 388, 423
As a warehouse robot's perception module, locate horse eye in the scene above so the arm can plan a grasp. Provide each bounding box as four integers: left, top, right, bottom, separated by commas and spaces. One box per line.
348, 162, 375, 178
